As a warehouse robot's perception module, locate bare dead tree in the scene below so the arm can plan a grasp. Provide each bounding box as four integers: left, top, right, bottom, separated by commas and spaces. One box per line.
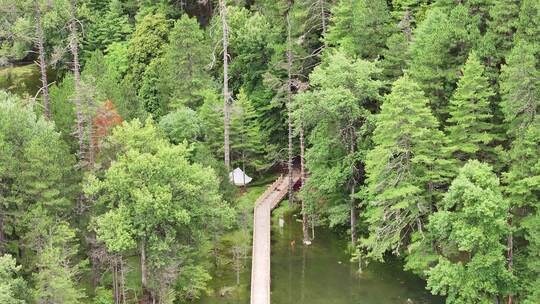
220, 0, 232, 171
287, 0, 294, 206
69, 0, 86, 167
34, 2, 50, 119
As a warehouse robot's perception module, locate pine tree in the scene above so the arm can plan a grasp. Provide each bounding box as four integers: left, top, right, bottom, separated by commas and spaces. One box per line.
426, 160, 513, 303
325, 0, 392, 59
446, 52, 496, 166
0, 254, 28, 303
363, 75, 449, 260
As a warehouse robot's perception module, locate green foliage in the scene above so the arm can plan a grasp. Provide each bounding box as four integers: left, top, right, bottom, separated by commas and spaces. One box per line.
0, 254, 28, 304
446, 52, 497, 166
426, 160, 513, 303
0, 91, 76, 247
83, 0, 133, 55
159, 107, 203, 144
125, 13, 170, 89
295, 50, 382, 227
409, 5, 480, 121
325, 0, 392, 59
499, 41, 540, 137
363, 75, 448, 260
27, 211, 87, 304
159, 15, 214, 110
231, 88, 267, 173
87, 119, 234, 300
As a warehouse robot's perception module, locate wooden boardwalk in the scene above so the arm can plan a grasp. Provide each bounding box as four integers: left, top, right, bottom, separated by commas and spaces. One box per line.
250, 173, 300, 304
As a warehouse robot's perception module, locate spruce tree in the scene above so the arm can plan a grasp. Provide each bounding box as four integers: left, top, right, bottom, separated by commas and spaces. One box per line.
363, 75, 448, 260
446, 52, 496, 166
325, 0, 392, 59
500, 41, 540, 138
159, 15, 214, 110
409, 6, 479, 121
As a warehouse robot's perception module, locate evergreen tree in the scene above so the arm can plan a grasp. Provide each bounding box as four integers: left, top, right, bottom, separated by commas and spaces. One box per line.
446, 52, 496, 166
0, 91, 75, 253
0, 254, 28, 304
125, 13, 170, 90
230, 88, 267, 173
409, 6, 480, 121
325, 0, 392, 59
515, 0, 540, 48
159, 15, 214, 110
363, 75, 448, 260
499, 41, 540, 138
426, 160, 513, 303
479, 0, 521, 75
295, 50, 382, 245
504, 121, 540, 303
83, 0, 133, 55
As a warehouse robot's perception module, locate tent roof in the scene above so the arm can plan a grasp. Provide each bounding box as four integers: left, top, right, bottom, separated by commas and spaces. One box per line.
229, 168, 253, 186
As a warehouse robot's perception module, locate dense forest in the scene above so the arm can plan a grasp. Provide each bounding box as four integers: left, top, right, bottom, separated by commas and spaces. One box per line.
0, 0, 539, 303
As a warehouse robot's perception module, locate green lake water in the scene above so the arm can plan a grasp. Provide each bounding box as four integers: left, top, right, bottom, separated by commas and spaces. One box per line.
198, 212, 443, 304
0, 64, 57, 97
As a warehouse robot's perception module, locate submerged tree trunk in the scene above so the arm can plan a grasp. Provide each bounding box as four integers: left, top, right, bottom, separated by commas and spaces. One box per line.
350, 184, 357, 246
69, 0, 85, 166
141, 241, 148, 291
120, 257, 127, 304
286, 0, 294, 206
0, 213, 4, 253
35, 2, 50, 120
507, 215, 513, 304
220, 0, 231, 171
300, 126, 309, 244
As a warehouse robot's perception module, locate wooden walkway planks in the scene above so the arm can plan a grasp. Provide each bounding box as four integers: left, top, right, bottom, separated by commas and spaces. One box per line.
250, 173, 300, 304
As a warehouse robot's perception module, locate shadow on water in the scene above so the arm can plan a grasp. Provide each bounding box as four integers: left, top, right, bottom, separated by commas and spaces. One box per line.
197, 212, 443, 304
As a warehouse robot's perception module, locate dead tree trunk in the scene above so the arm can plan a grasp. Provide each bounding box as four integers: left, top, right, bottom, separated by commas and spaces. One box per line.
300, 126, 310, 244
349, 131, 357, 247
220, 0, 231, 171
319, 0, 327, 35
286, 0, 294, 206
0, 213, 4, 254
69, 0, 85, 166
35, 2, 50, 120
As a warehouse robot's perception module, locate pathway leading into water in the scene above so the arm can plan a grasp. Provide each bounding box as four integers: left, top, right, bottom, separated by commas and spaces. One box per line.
250, 173, 299, 304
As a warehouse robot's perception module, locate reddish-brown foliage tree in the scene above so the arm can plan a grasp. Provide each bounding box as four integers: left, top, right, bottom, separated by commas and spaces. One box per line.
92, 100, 123, 153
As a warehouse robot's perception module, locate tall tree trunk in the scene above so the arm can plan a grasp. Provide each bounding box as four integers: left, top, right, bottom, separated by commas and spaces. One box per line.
141, 240, 148, 291
35, 2, 50, 120
286, 0, 294, 206
112, 260, 119, 304
69, 0, 85, 166
0, 213, 4, 254
349, 132, 357, 246
350, 184, 357, 246
507, 215, 513, 304
220, 0, 231, 171
120, 257, 127, 304
319, 0, 327, 35
300, 126, 309, 244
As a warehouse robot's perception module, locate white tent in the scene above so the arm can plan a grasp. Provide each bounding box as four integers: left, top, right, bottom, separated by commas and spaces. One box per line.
229, 168, 253, 186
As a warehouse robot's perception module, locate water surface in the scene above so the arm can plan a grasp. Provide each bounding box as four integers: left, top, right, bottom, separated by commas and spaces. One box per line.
198, 212, 443, 304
